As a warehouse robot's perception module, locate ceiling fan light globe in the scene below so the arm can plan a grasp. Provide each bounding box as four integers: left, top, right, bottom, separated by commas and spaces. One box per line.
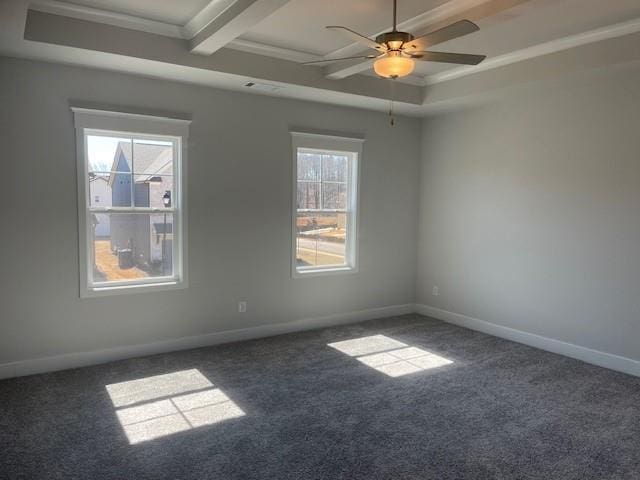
373, 54, 415, 79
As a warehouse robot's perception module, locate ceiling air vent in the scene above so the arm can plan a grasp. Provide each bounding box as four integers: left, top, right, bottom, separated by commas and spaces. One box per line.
244, 81, 283, 92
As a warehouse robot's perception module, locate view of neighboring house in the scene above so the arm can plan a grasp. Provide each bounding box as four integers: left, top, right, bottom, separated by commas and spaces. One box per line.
89, 175, 111, 237
101, 141, 174, 275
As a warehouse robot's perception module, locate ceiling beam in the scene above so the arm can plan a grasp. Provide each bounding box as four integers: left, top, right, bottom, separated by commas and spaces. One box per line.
190, 0, 291, 55
23, 10, 424, 108
183, 0, 237, 38
324, 0, 532, 80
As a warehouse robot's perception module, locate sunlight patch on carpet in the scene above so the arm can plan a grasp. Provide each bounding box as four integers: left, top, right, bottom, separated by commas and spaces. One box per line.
328, 335, 452, 377
106, 369, 244, 444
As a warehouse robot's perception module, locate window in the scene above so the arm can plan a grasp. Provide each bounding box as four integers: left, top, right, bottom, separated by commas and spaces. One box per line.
73, 108, 189, 296
291, 132, 361, 276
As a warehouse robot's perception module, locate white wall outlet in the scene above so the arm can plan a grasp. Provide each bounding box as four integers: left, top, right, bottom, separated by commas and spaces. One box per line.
432, 285, 439, 296
238, 301, 247, 313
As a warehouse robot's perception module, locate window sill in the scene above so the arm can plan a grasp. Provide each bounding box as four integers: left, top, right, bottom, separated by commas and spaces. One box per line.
293, 266, 357, 278
81, 280, 186, 298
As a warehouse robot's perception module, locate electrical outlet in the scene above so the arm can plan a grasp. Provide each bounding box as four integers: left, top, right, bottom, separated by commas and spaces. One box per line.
432, 285, 439, 296
238, 301, 247, 313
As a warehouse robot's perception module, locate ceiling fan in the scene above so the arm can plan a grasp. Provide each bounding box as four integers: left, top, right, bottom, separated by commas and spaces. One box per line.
303, 0, 486, 79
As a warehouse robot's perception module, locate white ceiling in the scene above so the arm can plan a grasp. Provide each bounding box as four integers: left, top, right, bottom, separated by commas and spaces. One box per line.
240, 0, 451, 56
409, 0, 640, 77
40, 0, 640, 80
64, 0, 213, 25
2, 0, 640, 115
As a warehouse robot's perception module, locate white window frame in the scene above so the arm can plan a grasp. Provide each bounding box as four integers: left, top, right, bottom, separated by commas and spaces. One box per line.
72, 107, 190, 297
291, 131, 362, 278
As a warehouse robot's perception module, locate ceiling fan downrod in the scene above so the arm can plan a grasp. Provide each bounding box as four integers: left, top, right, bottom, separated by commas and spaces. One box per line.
377, 0, 413, 51
392, 0, 397, 32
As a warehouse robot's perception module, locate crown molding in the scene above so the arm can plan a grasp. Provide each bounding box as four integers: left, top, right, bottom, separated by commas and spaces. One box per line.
425, 16, 640, 85
29, 0, 185, 38
226, 38, 322, 63
29, 0, 323, 65
183, 0, 237, 38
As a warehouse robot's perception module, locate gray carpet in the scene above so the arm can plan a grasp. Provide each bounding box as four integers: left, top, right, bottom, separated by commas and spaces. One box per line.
1, 314, 640, 479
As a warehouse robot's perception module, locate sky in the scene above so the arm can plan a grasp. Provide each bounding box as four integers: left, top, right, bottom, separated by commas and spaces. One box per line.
87, 135, 130, 173
87, 136, 173, 173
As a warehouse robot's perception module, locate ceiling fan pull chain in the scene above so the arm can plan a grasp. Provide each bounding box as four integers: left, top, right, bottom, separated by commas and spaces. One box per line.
389, 77, 395, 126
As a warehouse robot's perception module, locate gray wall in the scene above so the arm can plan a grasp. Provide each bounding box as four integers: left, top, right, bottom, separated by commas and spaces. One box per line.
0, 57, 420, 365
417, 63, 640, 361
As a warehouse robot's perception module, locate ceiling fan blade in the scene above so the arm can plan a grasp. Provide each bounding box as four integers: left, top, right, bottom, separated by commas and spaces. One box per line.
302, 55, 377, 65
411, 51, 486, 65
326, 26, 385, 52
405, 20, 479, 51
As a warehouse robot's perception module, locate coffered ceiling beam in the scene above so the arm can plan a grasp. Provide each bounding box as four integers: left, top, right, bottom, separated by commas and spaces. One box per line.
23, 10, 424, 107
190, 0, 291, 55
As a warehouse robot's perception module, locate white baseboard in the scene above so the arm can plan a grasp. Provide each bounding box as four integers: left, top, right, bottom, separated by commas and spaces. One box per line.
0, 303, 414, 380
415, 303, 640, 378
5, 302, 636, 381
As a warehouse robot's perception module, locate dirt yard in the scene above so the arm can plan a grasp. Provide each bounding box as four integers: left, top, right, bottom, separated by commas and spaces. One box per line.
296, 247, 344, 266
94, 240, 148, 281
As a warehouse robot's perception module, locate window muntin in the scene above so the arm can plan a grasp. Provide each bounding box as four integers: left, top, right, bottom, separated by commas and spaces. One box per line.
82, 129, 182, 292
292, 137, 360, 276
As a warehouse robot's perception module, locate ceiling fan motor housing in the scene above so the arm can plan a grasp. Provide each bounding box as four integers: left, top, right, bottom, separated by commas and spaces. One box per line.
376, 31, 414, 50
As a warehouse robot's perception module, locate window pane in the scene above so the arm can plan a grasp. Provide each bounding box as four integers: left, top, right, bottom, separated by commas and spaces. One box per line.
322, 154, 348, 182
297, 152, 321, 181
322, 183, 347, 210
296, 212, 346, 268
87, 135, 133, 207
297, 182, 320, 209
89, 174, 112, 208
132, 140, 175, 208
87, 135, 131, 175
91, 213, 174, 283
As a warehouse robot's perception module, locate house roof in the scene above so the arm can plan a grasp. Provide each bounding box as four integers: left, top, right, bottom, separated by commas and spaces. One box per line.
89, 175, 109, 183
108, 141, 172, 185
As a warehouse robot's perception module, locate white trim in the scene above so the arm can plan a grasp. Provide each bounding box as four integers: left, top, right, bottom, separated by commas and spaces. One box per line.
425, 17, 640, 85
294, 266, 358, 278
72, 107, 189, 298
71, 107, 192, 123
83, 280, 186, 298
227, 38, 323, 63
415, 304, 640, 378
189, 0, 293, 55
4, 302, 638, 380
290, 132, 363, 278
0, 303, 414, 380
290, 131, 365, 144
30, 0, 185, 38
183, 0, 238, 38
71, 108, 191, 137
